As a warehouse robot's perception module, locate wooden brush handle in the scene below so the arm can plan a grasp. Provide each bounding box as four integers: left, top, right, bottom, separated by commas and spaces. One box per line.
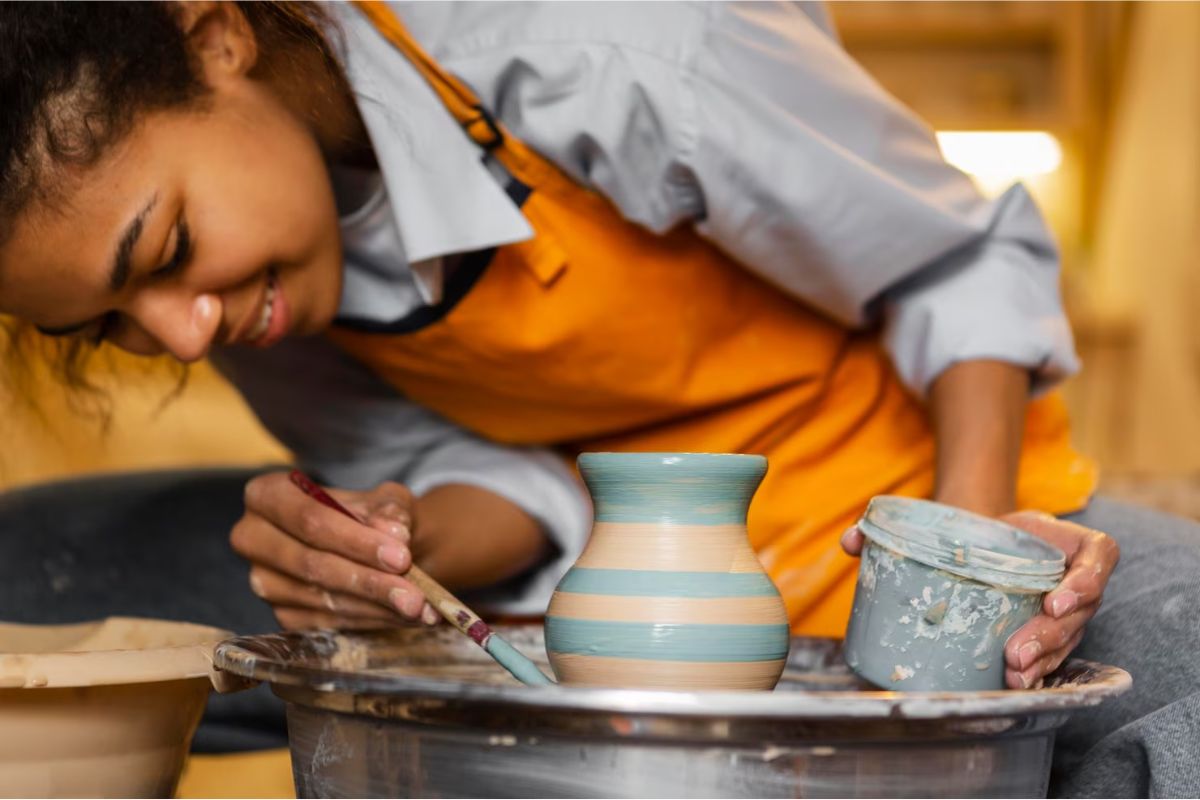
288, 471, 494, 645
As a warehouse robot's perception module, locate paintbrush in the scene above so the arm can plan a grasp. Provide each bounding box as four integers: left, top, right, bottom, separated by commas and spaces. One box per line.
288, 470, 553, 686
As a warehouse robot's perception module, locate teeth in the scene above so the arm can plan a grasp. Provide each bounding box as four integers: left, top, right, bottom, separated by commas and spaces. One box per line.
248, 279, 276, 341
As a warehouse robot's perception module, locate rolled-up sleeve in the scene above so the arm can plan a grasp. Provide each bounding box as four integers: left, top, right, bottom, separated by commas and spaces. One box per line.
682, 3, 1081, 396
210, 336, 591, 615
879, 185, 1079, 394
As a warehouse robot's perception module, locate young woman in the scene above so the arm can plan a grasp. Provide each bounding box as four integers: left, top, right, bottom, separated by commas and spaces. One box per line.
0, 3, 1196, 794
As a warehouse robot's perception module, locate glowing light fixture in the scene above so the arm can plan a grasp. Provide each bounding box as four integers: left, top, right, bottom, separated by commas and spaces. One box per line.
935, 131, 1063, 196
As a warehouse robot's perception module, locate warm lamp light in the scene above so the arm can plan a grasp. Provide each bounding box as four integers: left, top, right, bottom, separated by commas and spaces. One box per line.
935, 131, 1064, 197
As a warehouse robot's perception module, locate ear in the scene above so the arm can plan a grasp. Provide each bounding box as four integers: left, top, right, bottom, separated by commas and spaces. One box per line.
175, 1, 258, 85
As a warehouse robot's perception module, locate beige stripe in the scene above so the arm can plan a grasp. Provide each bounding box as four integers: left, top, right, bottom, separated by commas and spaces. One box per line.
575, 522, 765, 573
548, 592, 788, 625
549, 653, 786, 691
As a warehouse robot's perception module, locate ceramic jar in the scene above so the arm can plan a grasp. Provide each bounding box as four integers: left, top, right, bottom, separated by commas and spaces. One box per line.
844, 496, 1066, 692
545, 452, 789, 690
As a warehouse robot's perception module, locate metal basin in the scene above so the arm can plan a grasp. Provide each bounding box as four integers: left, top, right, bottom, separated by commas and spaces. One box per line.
216, 624, 1129, 799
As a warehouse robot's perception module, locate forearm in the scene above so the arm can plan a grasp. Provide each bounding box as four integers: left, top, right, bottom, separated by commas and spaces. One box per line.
928, 360, 1030, 517
412, 483, 551, 591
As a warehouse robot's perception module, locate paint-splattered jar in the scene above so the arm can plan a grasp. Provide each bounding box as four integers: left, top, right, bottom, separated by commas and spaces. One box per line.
546, 453, 790, 690
844, 496, 1065, 692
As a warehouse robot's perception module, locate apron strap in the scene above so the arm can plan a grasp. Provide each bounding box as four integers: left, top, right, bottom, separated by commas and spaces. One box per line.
352, 1, 505, 152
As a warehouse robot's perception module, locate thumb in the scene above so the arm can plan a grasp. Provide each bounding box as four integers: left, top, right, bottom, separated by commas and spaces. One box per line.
840, 525, 865, 556
364, 488, 413, 542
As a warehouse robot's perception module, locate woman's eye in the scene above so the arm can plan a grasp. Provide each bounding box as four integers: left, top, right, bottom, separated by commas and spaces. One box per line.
151, 219, 191, 279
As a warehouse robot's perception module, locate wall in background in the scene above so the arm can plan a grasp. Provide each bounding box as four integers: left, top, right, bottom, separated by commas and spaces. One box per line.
1075, 3, 1200, 475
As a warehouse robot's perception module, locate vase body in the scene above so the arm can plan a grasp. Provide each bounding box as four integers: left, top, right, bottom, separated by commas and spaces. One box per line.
546, 453, 789, 690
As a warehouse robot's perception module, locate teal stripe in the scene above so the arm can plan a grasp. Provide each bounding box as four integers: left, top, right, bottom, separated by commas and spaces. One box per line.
545, 618, 789, 662
557, 568, 779, 598
578, 453, 766, 525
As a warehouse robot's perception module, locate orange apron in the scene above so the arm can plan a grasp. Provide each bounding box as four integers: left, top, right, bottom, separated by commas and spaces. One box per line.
333, 2, 1098, 636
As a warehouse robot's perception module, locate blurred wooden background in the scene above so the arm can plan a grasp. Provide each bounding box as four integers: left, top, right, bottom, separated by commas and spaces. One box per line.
3, 2, 1198, 516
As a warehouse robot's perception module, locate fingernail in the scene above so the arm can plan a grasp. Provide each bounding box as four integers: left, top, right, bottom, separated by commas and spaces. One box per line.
375, 501, 409, 522
840, 526, 859, 549
422, 605, 440, 626
389, 587, 414, 615
1017, 640, 1042, 670
378, 521, 409, 539
1050, 591, 1078, 618
1032, 677, 1045, 690
378, 544, 409, 572
248, 572, 266, 598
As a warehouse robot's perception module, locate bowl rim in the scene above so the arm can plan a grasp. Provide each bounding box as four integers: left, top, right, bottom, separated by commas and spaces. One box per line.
0, 617, 231, 690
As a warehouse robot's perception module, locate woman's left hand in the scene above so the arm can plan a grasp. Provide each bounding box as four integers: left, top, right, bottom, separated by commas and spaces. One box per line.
999, 511, 1120, 689
839, 509, 1120, 689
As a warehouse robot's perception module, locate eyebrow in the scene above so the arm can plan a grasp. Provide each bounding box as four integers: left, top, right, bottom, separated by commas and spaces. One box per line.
34, 193, 160, 337
111, 193, 159, 292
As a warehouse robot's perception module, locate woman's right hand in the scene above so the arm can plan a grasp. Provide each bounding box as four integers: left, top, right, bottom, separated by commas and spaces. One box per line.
231, 472, 439, 631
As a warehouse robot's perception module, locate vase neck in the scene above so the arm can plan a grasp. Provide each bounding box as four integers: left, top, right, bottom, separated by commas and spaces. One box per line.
580, 455, 765, 526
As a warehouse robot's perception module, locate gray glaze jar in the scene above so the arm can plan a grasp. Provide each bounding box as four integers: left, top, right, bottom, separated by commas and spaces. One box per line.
844, 496, 1065, 692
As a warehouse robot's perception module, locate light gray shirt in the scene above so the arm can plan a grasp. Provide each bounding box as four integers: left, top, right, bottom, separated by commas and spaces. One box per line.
213, 1, 1079, 613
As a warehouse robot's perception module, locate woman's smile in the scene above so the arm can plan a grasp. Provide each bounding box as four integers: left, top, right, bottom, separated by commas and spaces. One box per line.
238, 267, 291, 348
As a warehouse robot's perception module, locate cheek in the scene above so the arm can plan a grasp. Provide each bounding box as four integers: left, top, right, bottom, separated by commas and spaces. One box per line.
271, 154, 342, 276
192, 146, 337, 278
187, 214, 274, 291
175, 94, 342, 327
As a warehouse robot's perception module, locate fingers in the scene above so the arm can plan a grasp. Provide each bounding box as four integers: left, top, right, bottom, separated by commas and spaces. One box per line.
251, 565, 442, 629
1004, 605, 1095, 688
1005, 627, 1085, 689
840, 526, 865, 556
1005, 604, 1098, 669
1045, 533, 1119, 617
1002, 512, 1120, 614
355, 485, 416, 542
231, 513, 428, 620
244, 474, 414, 572
273, 607, 407, 632
1042, 627, 1086, 675
1005, 665, 1047, 691
248, 566, 397, 621
365, 509, 411, 544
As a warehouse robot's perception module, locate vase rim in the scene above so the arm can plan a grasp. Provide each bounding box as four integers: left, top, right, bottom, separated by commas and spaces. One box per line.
578, 452, 766, 464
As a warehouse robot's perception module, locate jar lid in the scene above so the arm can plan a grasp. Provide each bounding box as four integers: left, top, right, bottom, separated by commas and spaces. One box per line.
857, 496, 1066, 592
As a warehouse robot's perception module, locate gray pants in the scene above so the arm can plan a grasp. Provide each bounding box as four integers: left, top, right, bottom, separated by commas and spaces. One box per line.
0, 470, 1196, 797
1056, 498, 1200, 798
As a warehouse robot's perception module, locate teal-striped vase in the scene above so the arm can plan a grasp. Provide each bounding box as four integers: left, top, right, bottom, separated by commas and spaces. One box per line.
546, 453, 789, 690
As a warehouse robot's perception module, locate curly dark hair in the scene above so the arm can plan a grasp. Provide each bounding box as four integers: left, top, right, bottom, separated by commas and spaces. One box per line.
0, 1, 342, 408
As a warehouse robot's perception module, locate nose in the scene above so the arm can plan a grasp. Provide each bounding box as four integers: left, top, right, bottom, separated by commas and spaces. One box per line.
129, 291, 222, 363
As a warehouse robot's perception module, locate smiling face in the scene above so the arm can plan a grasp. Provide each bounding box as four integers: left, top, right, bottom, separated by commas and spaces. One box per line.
0, 3, 347, 363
